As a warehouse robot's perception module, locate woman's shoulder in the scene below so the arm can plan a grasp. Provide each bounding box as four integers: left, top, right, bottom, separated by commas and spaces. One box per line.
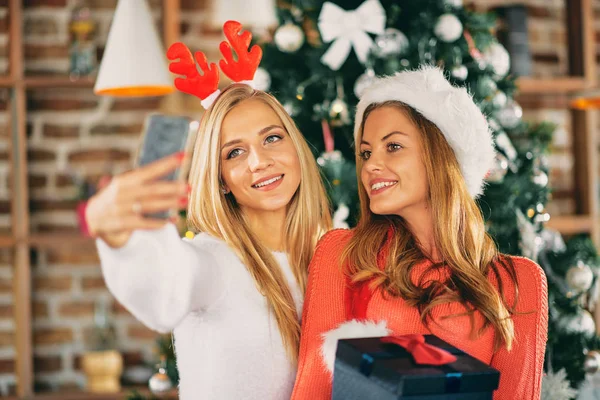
490, 254, 548, 309
315, 228, 354, 254
498, 255, 546, 285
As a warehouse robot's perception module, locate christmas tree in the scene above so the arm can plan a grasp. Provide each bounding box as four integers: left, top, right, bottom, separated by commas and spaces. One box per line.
254, 0, 600, 396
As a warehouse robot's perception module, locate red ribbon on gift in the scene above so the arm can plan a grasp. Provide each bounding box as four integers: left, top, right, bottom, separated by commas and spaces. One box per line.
381, 334, 457, 366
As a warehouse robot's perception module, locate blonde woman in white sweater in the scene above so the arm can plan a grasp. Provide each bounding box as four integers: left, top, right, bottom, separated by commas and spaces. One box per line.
85, 82, 332, 398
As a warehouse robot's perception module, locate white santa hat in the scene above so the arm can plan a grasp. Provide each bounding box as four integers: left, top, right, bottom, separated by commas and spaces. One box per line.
354, 65, 496, 199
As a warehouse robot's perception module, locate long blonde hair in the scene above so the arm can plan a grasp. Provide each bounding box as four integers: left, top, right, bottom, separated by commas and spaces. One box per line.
344, 101, 518, 350
187, 84, 331, 362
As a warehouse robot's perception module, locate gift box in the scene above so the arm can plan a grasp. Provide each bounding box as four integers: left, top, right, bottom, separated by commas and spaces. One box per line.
332, 334, 500, 400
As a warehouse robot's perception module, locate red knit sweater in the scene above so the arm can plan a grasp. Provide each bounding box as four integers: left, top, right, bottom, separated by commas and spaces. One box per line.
292, 229, 548, 400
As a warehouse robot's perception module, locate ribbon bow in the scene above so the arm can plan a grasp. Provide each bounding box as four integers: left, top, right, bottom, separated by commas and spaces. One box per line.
318, 0, 386, 70
381, 334, 457, 366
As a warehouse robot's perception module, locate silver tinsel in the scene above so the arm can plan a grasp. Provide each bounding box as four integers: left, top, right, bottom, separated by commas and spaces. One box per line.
541, 369, 577, 400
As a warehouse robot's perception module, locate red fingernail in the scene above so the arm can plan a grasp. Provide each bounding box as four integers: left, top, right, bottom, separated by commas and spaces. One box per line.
175, 152, 186, 161
186, 185, 192, 194
179, 197, 189, 205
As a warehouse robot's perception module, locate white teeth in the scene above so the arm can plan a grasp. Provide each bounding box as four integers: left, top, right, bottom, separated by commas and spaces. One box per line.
254, 175, 282, 188
371, 181, 397, 191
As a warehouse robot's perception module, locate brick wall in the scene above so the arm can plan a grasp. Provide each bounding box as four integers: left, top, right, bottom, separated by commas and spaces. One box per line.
0, 0, 595, 395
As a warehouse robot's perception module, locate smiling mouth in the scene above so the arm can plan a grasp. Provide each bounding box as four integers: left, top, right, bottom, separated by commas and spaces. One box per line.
252, 174, 284, 188
371, 181, 398, 191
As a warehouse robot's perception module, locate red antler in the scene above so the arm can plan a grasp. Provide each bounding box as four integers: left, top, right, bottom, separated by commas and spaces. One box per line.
167, 42, 220, 100
219, 21, 263, 82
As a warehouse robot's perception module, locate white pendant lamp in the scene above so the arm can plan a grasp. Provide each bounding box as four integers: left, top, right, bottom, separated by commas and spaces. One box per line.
94, 0, 174, 97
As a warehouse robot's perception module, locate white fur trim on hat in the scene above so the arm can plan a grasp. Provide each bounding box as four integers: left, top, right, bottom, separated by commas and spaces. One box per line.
320, 319, 390, 375
354, 65, 495, 199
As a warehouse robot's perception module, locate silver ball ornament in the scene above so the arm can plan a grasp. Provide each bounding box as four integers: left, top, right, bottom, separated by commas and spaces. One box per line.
558, 310, 596, 337
434, 14, 463, 43
354, 69, 376, 98
274, 22, 305, 53
486, 153, 509, 183
584, 351, 600, 374
531, 169, 549, 187
483, 42, 511, 78
444, 0, 463, 7
496, 99, 523, 129
451, 65, 468, 81
373, 28, 409, 58
566, 261, 594, 292
492, 91, 508, 109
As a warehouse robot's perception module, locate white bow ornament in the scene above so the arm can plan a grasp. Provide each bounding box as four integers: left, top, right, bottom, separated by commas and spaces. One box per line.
318, 0, 386, 71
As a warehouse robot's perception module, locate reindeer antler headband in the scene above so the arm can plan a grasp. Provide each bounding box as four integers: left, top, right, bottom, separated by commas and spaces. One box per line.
166, 20, 263, 109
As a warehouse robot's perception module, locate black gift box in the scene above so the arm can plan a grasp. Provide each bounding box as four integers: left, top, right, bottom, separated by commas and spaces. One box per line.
332, 335, 500, 400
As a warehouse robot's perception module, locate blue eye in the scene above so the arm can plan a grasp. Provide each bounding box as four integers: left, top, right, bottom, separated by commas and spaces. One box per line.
359, 150, 371, 160
227, 148, 243, 159
265, 134, 282, 144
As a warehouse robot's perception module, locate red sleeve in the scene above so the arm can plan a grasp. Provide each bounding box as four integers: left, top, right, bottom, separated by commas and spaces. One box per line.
292, 229, 351, 400
490, 256, 548, 400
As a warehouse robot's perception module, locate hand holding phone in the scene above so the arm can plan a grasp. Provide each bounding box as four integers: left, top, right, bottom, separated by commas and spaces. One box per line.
85, 114, 199, 248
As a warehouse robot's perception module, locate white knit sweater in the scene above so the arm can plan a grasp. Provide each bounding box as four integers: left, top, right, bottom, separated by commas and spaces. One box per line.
96, 223, 303, 399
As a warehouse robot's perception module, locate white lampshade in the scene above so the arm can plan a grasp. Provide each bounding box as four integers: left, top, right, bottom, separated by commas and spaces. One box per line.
94, 0, 174, 97
211, 0, 278, 32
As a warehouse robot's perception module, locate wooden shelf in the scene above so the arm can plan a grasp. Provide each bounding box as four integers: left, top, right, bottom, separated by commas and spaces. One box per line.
24, 76, 96, 88
0, 235, 15, 248
545, 214, 595, 234
515, 76, 587, 94
27, 233, 95, 248
0, 75, 14, 87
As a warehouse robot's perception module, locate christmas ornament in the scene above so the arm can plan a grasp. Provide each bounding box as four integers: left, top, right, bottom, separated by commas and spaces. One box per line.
451, 65, 468, 80
354, 68, 376, 98
252, 67, 271, 91
566, 260, 594, 293
417, 37, 437, 63
329, 97, 350, 125
584, 351, 600, 374
558, 309, 596, 337
492, 91, 507, 109
283, 101, 299, 116
483, 42, 510, 78
540, 228, 566, 253
444, 0, 463, 7
476, 76, 497, 99
486, 153, 509, 183
318, 0, 386, 70
540, 369, 578, 400
532, 169, 549, 187
148, 356, 173, 394
496, 99, 523, 129
434, 14, 463, 43
373, 28, 409, 57
495, 131, 518, 162
333, 203, 350, 229
516, 208, 543, 262
274, 22, 305, 53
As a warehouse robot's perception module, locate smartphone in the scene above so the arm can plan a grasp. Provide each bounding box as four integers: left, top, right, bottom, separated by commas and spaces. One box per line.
136, 114, 199, 217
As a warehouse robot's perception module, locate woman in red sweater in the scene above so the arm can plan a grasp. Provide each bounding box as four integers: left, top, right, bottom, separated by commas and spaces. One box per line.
292, 66, 548, 399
